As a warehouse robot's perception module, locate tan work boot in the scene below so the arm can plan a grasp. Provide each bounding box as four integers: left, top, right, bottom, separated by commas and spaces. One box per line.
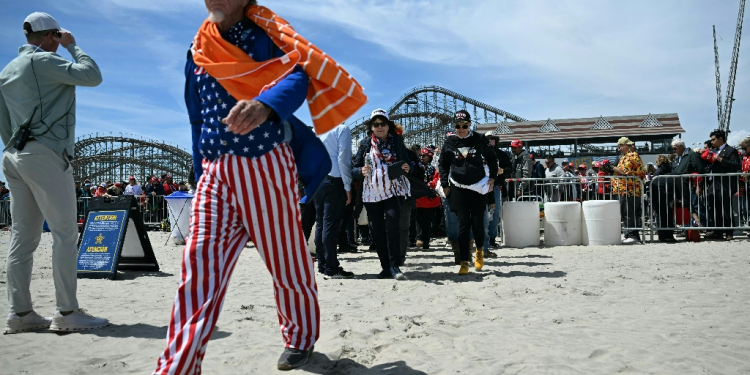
475, 248, 484, 270
458, 261, 470, 275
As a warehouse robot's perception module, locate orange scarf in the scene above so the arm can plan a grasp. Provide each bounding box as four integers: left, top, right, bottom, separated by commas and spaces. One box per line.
191, 5, 367, 135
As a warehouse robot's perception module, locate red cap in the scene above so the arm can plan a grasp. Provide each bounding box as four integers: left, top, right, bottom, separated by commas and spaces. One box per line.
601, 159, 610, 165
529, 154, 535, 160
593, 161, 601, 168
421, 147, 435, 158
510, 139, 523, 148
128, 175, 135, 180
579, 164, 587, 169
114, 183, 121, 187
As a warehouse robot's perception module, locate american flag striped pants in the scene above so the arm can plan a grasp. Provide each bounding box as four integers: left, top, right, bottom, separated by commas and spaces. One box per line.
153, 144, 320, 375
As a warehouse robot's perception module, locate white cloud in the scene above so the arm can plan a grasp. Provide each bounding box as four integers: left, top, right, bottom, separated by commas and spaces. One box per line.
76, 92, 186, 120
728, 128, 749, 147
269, 0, 716, 103
265, 0, 749, 145
107, 0, 204, 12
18, 0, 743, 150
336, 61, 371, 85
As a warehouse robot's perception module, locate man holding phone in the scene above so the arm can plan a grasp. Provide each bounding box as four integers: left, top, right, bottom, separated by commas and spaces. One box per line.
0, 12, 107, 334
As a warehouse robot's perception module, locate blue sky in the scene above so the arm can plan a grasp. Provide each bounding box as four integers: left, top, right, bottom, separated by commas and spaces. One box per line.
1, 0, 749, 181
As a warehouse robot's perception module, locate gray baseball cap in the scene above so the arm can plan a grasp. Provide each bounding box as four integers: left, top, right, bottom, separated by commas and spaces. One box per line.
23, 12, 64, 34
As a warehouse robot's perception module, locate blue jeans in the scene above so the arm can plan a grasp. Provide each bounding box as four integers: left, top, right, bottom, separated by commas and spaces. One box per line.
443, 197, 458, 242
481, 187, 503, 250
488, 187, 502, 239
483, 206, 490, 250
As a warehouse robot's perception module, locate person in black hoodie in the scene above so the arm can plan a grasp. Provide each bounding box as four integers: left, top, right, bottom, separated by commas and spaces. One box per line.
352, 109, 413, 280
439, 110, 498, 275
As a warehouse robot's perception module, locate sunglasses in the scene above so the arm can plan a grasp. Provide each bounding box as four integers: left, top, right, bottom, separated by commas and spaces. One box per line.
371, 122, 388, 128
454, 122, 470, 129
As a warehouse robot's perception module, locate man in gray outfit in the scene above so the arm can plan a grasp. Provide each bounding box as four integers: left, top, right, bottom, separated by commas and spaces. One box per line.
510, 139, 534, 199
0, 12, 108, 333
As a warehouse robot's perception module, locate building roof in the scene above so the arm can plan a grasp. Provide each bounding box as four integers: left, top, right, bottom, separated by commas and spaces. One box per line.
477, 113, 684, 146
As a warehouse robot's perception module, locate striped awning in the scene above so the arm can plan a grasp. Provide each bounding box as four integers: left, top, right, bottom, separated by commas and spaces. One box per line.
476, 113, 684, 143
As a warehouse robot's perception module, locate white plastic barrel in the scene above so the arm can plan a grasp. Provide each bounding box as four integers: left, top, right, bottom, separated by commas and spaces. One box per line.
164, 192, 193, 246
502, 201, 540, 248
582, 200, 621, 245
544, 202, 582, 246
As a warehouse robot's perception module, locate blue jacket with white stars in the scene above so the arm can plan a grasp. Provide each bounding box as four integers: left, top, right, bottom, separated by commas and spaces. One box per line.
185, 18, 331, 199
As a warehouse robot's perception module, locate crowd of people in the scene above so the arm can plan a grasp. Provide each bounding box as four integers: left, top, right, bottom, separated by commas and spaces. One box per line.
3, 5, 749, 373
73, 174, 190, 199
69, 174, 192, 224
648, 131, 749, 242
304, 115, 750, 284
0, 173, 195, 229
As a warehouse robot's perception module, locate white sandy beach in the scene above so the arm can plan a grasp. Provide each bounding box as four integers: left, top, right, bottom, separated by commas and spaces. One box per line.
1, 231, 749, 374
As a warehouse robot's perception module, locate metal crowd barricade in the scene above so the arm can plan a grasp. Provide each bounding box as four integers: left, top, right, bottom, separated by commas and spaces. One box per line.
504, 176, 647, 238
76, 195, 169, 230
648, 172, 750, 241
1, 194, 173, 232
133, 195, 168, 229
76, 197, 91, 226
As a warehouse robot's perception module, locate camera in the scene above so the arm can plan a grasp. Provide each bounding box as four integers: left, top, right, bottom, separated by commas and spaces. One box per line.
13, 125, 32, 151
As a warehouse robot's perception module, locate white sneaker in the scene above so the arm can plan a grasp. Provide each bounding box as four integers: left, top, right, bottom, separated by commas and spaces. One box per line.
622, 238, 636, 244
49, 309, 109, 332
4, 311, 51, 334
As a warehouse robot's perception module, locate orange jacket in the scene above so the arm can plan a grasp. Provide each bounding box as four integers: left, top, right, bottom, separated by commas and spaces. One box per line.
191, 5, 367, 134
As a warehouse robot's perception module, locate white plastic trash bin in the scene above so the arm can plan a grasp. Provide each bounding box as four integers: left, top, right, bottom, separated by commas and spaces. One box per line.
582, 200, 621, 246
502, 201, 540, 248
544, 202, 582, 246
164, 191, 193, 245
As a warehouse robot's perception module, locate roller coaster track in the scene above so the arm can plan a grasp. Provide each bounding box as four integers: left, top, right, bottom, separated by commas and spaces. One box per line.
73, 133, 193, 184
349, 85, 525, 148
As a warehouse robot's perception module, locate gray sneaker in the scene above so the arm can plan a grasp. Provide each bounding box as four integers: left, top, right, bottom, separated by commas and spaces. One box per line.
49, 309, 109, 332
277, 345, 314, 370
4, 311, 51, 334
390, 266, 407, 280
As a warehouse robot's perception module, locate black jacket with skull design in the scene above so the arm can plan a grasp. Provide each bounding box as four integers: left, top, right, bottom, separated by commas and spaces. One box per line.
439, 131, 498, 188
